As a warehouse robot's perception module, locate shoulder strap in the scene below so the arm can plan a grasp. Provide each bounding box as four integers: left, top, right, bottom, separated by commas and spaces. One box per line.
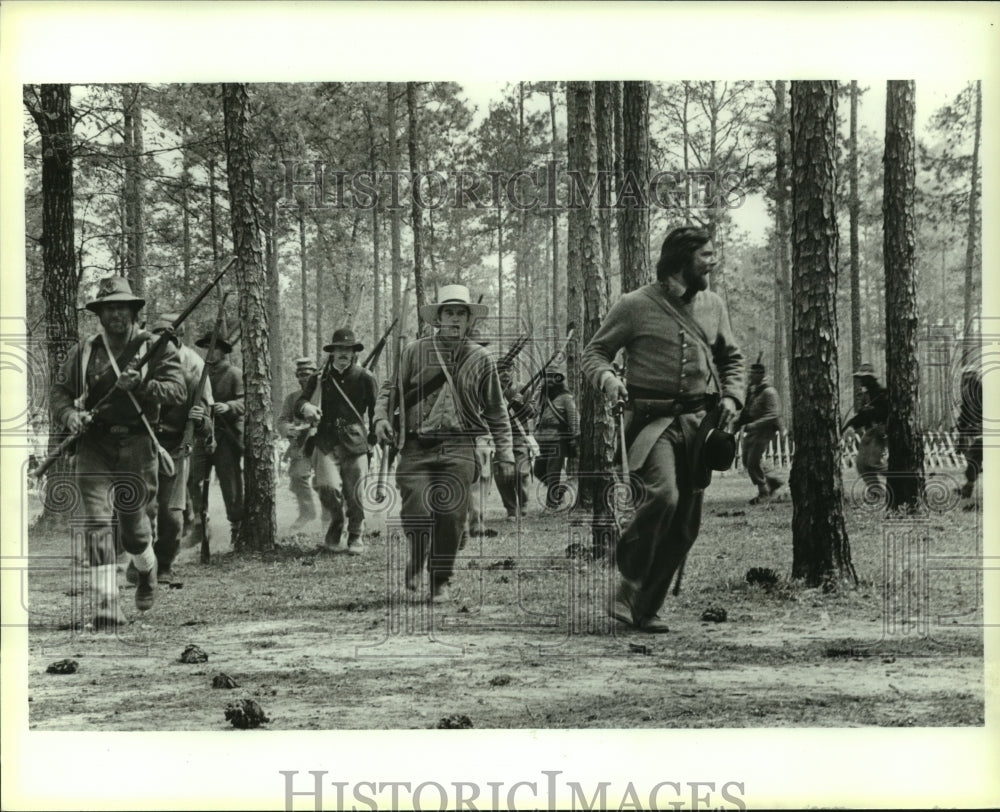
328, 372, 367, 426
640, 286, 722, 394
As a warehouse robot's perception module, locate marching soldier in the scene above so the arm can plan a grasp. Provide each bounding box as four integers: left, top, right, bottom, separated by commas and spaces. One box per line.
495, 368, 538, 520
844, 362, 889, 493
297, 328, 377, 554
50, 277, 186, 629
278, 357, 321, 531
188, 320, 245, 549
532, 366, 579, 510
735, 355, 785, 504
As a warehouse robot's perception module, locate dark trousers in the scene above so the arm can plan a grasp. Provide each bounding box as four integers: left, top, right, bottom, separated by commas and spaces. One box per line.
396, 439, 477, 590
742, 429, 781, 493
533, 441, 567, 509
616, 418, 703, 623
190, 436, 243, 526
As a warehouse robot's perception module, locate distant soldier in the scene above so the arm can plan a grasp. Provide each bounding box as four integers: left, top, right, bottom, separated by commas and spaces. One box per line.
532, 366, 579, 510
735, 355, 785, 504
188, 322, 245, 549
844, 362, 889, 493
278, 357, 321, 530
496, 368, 538, 520
297, 328, 377, 554
130, 313, 214, 584
50, 277, 186, 629
956, 364, 982, 499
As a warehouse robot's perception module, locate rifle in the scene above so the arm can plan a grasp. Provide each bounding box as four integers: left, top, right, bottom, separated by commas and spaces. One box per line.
362, 317, 399, 371
375, 287, 411, 502
497, 334, 530, 374
190, 290, 231, 565
518, 326, 576, 399
33, 258, 234, 480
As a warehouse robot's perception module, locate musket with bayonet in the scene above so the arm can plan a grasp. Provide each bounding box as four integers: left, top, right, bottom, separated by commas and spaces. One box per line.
33, 258, 235, 480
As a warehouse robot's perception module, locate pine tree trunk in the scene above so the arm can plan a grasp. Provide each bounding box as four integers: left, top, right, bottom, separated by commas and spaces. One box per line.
772, 80, 793, 425
387, 83, 403, 334
788, 81, 854, 587
595, 81, 615, 303
222, 82, 276, 552
298, 200, 308, 356
567, 81, 615, 547
849, 81, 863, 412
265, 195, 284, 415
209, 157, 220, 265
963, 80, 981, 363
549, 86, 560, 331
406, 82, 426, 322
123, 83, 146, 296
25, 83, 78, 528
619, 81, 650, 293
883, 80, 924, 508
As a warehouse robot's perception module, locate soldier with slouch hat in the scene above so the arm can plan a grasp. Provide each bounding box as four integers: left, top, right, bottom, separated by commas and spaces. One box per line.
278, 356, 322, 531
297, 328, 377, 554
50, 277, 186, 629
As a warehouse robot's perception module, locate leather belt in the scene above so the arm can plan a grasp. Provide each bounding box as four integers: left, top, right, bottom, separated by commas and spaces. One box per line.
95, 423, 144, 436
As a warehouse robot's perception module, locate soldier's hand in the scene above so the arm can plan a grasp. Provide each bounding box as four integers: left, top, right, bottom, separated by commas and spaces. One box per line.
189, 405, 208, 426
719, 396, 739, 430
300, 402, 321, 425
374, 418, 395, 446
601, 372, 628, 403
492, 459, 515, 488
212, 402, 231, 417
66, 410, 92, 434
116, 368, 142, 392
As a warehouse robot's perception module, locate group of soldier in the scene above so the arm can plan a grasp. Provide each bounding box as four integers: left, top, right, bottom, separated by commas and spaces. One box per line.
50, 225, 983, 634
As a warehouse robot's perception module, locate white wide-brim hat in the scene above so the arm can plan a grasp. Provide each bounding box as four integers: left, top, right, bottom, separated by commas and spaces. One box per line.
418, 284, 488, 324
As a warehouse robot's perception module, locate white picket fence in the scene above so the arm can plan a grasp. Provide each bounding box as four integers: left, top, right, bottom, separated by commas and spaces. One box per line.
735, 429, 969, 471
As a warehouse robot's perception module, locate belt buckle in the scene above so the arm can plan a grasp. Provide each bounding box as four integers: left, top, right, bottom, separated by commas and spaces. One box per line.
109, 425, 130, 435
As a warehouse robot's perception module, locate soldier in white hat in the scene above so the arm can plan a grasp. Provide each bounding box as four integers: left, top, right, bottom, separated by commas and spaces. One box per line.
50, 277, 186, 629
373, 285, 515, 601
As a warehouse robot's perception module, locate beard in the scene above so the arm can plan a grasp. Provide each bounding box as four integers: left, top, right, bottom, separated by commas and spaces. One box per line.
681, 264, 709, 293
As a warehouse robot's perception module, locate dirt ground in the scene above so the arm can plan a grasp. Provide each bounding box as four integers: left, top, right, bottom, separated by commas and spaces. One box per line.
22, 464, 985, 731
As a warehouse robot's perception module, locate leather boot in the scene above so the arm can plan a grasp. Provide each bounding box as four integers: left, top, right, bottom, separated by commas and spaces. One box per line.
346, 533, 365, 555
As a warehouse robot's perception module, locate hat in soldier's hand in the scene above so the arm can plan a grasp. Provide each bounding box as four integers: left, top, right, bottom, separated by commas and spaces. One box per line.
85, 277, 145, 313
324, 327, 364, 353
691, 401, 737, 490
418, 284, 489, 325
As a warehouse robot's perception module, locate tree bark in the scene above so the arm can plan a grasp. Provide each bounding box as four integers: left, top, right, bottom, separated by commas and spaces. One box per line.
883, 80, 924, 508
620, 81, 650, 293
406, 82, 426, 322
387, 83, 403, 337
24, 83, 78, 527
122, 84, 146, 296
788, 81, 854, 587
849, 81, 863, 412
567, 81, 615, 548
549, 86, 560, 332
962, 79, 981, 363
772, 80, 793, 426
264, 194, 284, 415
595, 81, 615, 302
298, 200, 309, 357
222, 82, 276, 552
